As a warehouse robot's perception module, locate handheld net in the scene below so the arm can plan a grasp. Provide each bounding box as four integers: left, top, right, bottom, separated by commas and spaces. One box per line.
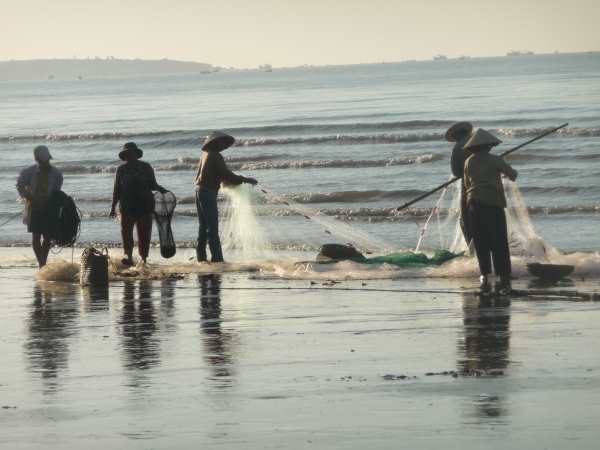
154, 191, 177, 258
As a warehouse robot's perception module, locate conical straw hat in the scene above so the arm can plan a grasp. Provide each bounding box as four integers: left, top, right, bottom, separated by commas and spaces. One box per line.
463, 128, 502, 151
202, 131, 235, 152
445, 121, 473, 142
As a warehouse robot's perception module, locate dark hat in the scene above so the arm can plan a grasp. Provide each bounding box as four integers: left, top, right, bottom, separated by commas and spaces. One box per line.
119, 142, 143, 161
202, 131, 235, 152
445, 121, 473, 142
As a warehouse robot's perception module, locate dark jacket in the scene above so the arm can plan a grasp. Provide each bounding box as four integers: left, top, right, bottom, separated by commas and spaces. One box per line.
450, 136, 471, 179
113, 160, 164, 217
195, 151, 245, 192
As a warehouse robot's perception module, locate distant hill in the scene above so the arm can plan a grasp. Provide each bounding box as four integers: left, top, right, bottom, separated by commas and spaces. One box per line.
0, 58, 217, 81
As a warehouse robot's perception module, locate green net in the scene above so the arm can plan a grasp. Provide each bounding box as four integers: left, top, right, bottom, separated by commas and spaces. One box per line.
357, 250, 463, 267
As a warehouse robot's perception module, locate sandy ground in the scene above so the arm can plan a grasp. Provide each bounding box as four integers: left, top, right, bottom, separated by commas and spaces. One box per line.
1, 253, 600, 449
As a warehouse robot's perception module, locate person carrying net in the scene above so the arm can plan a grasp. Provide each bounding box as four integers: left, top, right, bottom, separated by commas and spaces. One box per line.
110, 142, 167, 266
194, 132, 258, 263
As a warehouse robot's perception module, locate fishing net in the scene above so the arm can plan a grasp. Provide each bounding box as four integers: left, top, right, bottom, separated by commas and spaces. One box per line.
363, 249, 462, 267
419, 177, 558, 260
221, 185, 274, 260
154, 191, 177, 258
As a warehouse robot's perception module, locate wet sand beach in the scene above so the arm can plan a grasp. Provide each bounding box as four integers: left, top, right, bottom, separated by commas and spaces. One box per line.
2, 251, 600, 449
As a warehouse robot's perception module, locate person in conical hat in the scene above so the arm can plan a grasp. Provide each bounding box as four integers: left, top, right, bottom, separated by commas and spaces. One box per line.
446, 121, 474, 246
194, 131, 258, 263
463, 128, 517, 295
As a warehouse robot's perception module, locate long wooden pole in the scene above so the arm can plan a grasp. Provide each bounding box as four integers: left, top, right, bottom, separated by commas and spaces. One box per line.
395, 123, 569, 212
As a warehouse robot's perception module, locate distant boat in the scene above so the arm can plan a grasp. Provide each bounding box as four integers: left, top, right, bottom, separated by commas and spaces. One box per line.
506, 50, 535, 57
457, 55, 470, 60
48, 74, 55, 80
77, 75, 83, 80
259, 64, 273, 72
433, 54, 447, 61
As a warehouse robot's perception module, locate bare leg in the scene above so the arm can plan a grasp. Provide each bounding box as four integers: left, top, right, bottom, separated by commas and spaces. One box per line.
136, 213, 153, 264
32, 233, 43, 267
121, 214, 135, 265
39, 233, 52, 267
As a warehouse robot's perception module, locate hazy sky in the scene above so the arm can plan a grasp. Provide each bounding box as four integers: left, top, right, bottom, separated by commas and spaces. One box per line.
3, 0, 599, 67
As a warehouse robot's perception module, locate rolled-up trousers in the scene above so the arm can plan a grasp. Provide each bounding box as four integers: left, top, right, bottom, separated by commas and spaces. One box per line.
467, 201, 511, 277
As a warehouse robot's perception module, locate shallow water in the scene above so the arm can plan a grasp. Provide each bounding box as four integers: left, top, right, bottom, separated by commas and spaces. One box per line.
1, 53, 600, 253
1, 265, 600, 448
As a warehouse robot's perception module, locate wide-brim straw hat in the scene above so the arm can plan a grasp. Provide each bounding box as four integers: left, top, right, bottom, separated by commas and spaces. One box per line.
119, 142, 143, 160
445, 121, 473, 142
202, 131, 235, 152
462, 128, 502, 151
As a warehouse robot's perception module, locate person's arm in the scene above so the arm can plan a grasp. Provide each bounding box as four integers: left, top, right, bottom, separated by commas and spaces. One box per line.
216, 153, 257, 186
147, 163, 167, 193
110, 168, 121, 217
16, 167, 33, 200
498, 157, 518, 181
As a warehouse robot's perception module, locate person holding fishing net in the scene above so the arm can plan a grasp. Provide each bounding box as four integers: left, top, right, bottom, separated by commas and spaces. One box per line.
16, 146, 64, 268
110, 142, 168, 266
463, 129, 517, 295
194, 131, 258, 263
446, 121, 474, 248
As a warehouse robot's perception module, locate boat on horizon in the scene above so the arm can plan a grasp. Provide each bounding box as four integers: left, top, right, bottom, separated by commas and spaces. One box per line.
506, 50, 535, 57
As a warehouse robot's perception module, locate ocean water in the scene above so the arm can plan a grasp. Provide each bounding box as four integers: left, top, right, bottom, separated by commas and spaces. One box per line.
1, 53, 600, 256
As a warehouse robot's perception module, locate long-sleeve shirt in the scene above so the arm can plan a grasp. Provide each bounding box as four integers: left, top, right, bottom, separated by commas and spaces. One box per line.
112, 160, 164, 217
16, 165, 63, 203
194, 151, 245, 192
450, 135, 471, 179
464, 152, 518, 208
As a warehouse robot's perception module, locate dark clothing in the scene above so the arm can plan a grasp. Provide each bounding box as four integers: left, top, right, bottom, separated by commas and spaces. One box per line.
113, 160, 164, 218
121, 213, 153, 260
459, 183, 472, 245
28, 204, 50, 234
467, 201, 511, 277
195, 151, 245, 192
196, 188, 223, 262
450, 137, 471, 179
450, 137, 472, 244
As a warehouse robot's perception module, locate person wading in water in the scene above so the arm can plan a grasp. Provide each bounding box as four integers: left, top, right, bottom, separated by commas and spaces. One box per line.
194, 131, 258, 263
110, 142, 167, 266
446, 121, 474, 248
16, 145, 64, 268
463, 129, 517, 295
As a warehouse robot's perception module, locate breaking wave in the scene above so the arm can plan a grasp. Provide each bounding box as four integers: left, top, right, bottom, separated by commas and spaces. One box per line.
2, 123, 596, 145
24, 154, 442, 175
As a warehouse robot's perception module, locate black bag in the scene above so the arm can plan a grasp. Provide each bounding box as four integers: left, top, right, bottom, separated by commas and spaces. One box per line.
317, 243, 365, 262
154, 191, 177, 258
80, 247, 109, 286
48, 190, 81, 247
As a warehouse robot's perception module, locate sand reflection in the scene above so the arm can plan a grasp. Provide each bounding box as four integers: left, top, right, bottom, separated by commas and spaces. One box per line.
118, 280, 161, 387
198, 274, 236, 389
25, 283, 80, 395
458, 295, 511, 421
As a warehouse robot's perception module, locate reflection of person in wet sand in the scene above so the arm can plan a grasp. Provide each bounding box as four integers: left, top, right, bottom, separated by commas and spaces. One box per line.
25, 284, 80, 394
198, 274, 236, 387
458, 295, 511, 419
118, 280, 160, 374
